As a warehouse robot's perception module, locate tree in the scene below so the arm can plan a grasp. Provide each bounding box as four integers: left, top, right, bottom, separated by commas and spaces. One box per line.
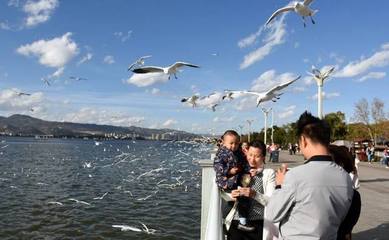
353, 98, 373, 142
353, 98, 387, 145
324, 111, 347, 141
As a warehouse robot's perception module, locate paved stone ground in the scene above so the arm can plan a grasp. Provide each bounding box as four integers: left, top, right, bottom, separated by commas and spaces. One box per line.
268, 151, 389, 240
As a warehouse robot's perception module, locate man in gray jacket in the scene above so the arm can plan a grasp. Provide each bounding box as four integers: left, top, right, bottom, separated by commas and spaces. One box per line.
266, 111, 353, 239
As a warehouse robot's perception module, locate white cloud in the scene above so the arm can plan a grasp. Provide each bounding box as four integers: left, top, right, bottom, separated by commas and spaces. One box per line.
294, 42, 300, 48
50, 66, 64, 78
77, 53, 93, 65
357, 71, 386, 82
196, 92, 223, 108
329, 52, 344, 64
240, 15, 286, 69
235, 96, 257, 111
8, 0, 20, 7
64, 107, 145, 126
151, 88, 160, 95
23, 0, 59, 27
278, 105, 296, 119
292, 86, 306, 92
16, 32, 79, 68
0, 88, 44, 111
126, 72, 169, 87
335, 43, 389, 78
103, 55, 115, 64
162, 119, 177, 128
251, 69, 298, 92
213, 116, 236, 123
311, 92, 340, 100
238, 26, 263, 49
0, 21, 11, 30
114, 30, 132, 42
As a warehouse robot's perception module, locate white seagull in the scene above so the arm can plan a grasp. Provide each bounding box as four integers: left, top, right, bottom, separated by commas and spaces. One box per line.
41, 77, 51, 86
139, 222, 157, 235
181, 95, 200, 108
224, 76, 301, 106
68, 198, 91, 206
69, 76, 88, 81
93, 192, 108, 200
132, 61, 200, 80
222, 90, 248, 101
13, 90, 31, 96
208, 104, 218, 112
127, 55, 152, 71
307, 65, 335, 82
266, 0, 318, 27
112, 225, 143, 232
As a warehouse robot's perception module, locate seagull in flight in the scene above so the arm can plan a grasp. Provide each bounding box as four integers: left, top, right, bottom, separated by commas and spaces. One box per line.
224, 76, 301, 106
69, 76, 88, 81
266, 0, 318, 27
208, 104, 218, 112
93, 192, 108, 200
222, 90, 247, 101
132, 61, 200, 80
68, 198, 91, 206
41, 77, 51, 86
127, 55, 152, 71
13, 90, 31, 96
112, 225, 142, 232
181, 95, 200, 108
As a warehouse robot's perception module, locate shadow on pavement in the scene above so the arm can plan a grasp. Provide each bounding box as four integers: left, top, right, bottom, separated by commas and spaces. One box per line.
353, 223, 389, 240
360, 178, 389, 183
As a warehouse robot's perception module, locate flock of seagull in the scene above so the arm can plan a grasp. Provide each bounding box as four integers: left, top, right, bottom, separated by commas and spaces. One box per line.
13, 0, 324, 117
124, 1, 325, 113
0, 139, 209, 237
2, 0, 337, 237
127, 55, 303, 112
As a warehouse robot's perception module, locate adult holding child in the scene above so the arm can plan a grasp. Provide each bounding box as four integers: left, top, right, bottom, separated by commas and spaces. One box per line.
225, 140, 276, 240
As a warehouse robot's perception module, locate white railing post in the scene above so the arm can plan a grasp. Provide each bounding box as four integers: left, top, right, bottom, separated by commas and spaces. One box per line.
199, 151, 216, 240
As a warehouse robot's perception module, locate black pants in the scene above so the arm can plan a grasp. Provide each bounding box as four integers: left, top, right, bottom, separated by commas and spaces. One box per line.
227, 220, 263, 240
237, 196, 250, 220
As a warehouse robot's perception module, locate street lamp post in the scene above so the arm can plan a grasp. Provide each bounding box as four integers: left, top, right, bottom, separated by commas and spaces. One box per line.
261, 108, 271, 145
271, 108, 274, 144
309, 66, 335, 119
246, 120, 254, 142
238, 125, 244, 140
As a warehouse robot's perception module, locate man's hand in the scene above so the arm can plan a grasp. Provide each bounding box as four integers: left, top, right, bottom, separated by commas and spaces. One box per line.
276, 163, 288, 185
239, 187, 256, 198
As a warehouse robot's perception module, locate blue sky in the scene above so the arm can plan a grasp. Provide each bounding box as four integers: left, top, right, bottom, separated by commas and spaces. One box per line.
0, 0, 388, 135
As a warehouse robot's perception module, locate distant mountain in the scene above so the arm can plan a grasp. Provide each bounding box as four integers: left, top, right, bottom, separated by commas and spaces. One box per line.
0, 114, 197, 140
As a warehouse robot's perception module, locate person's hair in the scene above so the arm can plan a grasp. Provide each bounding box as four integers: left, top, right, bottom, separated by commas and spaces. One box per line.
249, 140, 267, 158
329, 145, 354, 173
296, 111, 331, 146
221, 130, 240, 141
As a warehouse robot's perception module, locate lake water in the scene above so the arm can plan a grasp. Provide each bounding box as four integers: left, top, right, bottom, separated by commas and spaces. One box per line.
0, 137, 212, 240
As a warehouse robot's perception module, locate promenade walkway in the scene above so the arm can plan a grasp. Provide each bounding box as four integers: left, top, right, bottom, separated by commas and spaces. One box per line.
270, 151, 389, 240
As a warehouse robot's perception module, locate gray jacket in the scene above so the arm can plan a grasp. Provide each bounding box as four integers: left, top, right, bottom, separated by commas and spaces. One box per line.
266, 155, 353, 240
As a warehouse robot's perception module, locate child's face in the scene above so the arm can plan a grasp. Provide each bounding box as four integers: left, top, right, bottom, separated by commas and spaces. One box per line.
222, 134, 239, 152
247, 146, 264, 168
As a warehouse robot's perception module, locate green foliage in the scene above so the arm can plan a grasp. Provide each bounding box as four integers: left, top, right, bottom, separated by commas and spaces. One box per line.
324, 111, 348, 141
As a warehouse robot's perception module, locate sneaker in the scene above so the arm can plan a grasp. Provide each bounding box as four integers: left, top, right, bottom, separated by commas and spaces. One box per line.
237, 223, 255, 232
385, 166, 389, 169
